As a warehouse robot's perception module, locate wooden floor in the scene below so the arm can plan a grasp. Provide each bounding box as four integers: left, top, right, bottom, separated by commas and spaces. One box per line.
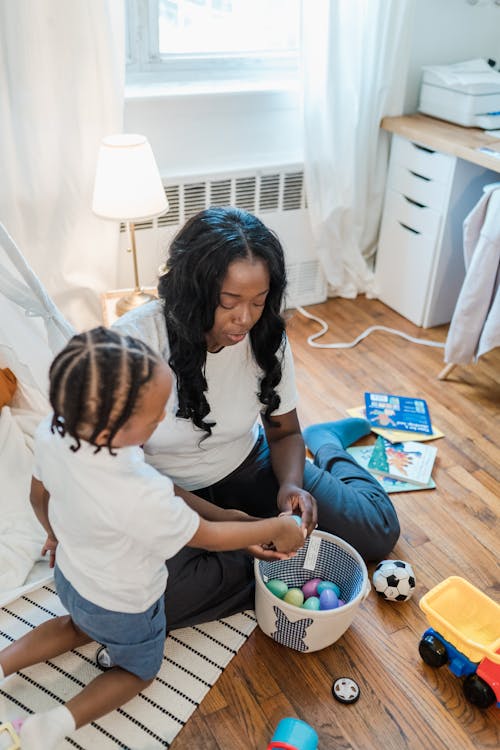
173, 296, 500, 750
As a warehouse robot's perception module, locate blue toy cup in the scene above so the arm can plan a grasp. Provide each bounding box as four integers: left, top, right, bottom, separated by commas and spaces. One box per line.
267, 717, 318, 750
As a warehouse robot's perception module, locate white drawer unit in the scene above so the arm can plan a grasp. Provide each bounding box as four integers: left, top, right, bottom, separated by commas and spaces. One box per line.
375, 134, 499, 328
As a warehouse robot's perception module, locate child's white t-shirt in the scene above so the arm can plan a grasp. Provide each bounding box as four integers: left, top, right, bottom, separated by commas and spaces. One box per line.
33, 416, 200, 613
113, 300, 298, 490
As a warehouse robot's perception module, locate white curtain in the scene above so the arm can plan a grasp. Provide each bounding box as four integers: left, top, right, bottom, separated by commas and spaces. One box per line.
0, 0, 125, 329
0, 223, 76, 595
302, 0, 415, 298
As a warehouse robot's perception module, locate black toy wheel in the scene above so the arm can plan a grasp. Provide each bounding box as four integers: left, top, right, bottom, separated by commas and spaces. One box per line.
96, 645, 112, 670
463, 674, 496, 709
418, 633, 448, 667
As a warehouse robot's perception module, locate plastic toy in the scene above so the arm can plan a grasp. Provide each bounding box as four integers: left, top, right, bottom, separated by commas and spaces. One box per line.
0, 721, 21, 750
96, 644, 112, 669
418, 576, 500, 709
372, 559, 416, 601
267, 717, 318, 750
265, 576, 345, 610
332, 676, 360, 704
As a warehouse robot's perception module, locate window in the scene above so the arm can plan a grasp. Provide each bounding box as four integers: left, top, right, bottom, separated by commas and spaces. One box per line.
126, 0, 301, 89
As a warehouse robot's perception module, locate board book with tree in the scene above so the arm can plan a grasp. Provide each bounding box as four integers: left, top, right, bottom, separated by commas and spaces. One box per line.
366, 436, 437, 488
347, 445, 436, 493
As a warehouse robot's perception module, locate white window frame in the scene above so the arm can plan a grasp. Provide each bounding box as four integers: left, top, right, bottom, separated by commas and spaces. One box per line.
125, 0, 300, 89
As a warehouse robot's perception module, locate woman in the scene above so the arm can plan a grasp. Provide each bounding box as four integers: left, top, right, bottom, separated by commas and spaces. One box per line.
113, 207, 399, 628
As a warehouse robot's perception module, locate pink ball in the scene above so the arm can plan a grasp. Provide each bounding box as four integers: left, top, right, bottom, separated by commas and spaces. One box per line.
301, 578, 322, 599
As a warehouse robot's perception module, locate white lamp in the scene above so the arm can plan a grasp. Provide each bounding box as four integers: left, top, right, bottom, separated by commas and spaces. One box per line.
92, 133, 168, 316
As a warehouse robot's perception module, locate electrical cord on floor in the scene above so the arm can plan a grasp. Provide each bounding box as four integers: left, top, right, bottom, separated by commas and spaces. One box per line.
295, 306, 446, 349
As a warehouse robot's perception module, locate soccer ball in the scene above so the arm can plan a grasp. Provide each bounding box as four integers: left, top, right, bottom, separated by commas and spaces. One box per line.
372, 559, 416, 602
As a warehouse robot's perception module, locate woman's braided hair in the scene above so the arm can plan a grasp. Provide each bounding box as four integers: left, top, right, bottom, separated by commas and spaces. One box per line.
49, 326, 160, 453
158, 207, 287, 438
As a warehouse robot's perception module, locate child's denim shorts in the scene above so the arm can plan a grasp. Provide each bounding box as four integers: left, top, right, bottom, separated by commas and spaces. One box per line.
55, 566, 166, 681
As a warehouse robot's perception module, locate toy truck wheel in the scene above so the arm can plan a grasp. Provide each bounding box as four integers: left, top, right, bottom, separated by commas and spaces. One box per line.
463, 674, 496, 709
418, 633, 448, 667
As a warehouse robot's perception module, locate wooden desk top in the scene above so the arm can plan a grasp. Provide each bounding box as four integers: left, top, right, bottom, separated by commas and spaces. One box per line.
381, 113, 500, 174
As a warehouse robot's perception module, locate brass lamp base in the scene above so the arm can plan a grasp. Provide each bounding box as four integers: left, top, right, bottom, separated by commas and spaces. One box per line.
115, 289, 156, 317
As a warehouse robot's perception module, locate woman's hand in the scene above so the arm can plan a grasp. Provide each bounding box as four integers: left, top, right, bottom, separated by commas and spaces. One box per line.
277, 483, 318, 536
263, 409, 318, 537
41, 535, 58, 568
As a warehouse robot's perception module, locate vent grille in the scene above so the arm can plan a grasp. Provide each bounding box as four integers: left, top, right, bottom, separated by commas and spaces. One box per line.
287, 260, 322, 297
120, 167, 306, 232
119, 218, 154, 233
283, 172, 304, 211
259, 174, 280, 212
210, 179, 232, 206
157, 186, 180, 227
235, 176, 257, 212
184, 182, 206, 219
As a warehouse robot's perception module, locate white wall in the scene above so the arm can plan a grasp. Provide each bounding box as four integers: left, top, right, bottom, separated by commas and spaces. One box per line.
124, 87, 303, 178
404, 0, 500, 112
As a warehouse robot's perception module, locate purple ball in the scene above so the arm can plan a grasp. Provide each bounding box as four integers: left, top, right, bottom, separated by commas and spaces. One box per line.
319, 588, 339, 610
301, 577, 322, 599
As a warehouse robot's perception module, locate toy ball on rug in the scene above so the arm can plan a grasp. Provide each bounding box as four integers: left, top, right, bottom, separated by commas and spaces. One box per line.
372, 559, 416, 602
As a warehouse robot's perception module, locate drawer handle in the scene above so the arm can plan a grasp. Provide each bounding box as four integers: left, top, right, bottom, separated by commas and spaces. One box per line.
398, 221, 421, 235
403, 194, 427, 209
408, 169, 431, 182
411, 142, 435, 154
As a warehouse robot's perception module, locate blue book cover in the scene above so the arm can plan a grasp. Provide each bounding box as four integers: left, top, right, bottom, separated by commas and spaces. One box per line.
364, 392, 433, 435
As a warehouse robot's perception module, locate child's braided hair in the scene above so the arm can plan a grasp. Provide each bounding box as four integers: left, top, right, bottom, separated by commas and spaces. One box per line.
49, 326, 160, 453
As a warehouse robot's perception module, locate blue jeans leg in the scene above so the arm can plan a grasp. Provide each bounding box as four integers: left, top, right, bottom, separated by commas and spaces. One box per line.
303, 443, 400, 561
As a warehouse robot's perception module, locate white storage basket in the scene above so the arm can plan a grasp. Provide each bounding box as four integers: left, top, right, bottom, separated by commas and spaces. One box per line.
254, 530, 370, 652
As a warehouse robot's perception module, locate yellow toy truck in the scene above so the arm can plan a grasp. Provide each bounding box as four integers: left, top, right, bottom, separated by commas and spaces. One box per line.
418, 576, 500, 709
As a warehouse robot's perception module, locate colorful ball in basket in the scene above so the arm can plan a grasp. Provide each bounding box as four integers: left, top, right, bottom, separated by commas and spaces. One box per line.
255, 530, 370, 652
267, 717, 318, 750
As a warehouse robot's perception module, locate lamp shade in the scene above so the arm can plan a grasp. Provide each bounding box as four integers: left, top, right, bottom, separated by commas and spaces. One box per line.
92, 134, 168, 221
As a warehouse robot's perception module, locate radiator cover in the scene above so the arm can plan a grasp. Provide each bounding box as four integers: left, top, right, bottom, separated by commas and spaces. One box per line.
118, 164, 326, 309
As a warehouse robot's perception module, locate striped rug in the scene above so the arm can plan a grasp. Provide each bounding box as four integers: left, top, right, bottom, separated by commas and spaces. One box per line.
0, 583, 257, 749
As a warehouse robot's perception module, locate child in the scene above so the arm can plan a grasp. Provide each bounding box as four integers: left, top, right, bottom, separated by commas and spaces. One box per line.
0, 327, 305, 750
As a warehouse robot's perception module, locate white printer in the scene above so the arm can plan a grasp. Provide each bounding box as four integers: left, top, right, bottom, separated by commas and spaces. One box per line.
418, 58, 500, 129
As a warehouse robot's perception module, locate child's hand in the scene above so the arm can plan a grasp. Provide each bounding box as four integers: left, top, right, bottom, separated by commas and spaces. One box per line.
247, 543, 294, 561
271, 516, 306, 555
41, 536, 58, 568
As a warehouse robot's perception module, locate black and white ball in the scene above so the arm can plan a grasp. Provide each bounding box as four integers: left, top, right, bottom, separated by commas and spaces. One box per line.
372, 560, 416, 602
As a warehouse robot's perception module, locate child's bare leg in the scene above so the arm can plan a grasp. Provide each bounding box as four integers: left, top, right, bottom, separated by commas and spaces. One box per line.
0, 615, 91, 677
18, 668, 153, 750
67, 667, 153, 727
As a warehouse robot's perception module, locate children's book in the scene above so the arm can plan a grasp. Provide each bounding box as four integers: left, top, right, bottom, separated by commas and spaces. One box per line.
346, 405, 444, 443
366, 436, 437, 487
347, 446, 436, 493
364, 392, 433, 435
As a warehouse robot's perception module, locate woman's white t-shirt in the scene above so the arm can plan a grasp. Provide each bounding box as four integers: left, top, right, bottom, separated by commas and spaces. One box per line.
113, 300, 298, 490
